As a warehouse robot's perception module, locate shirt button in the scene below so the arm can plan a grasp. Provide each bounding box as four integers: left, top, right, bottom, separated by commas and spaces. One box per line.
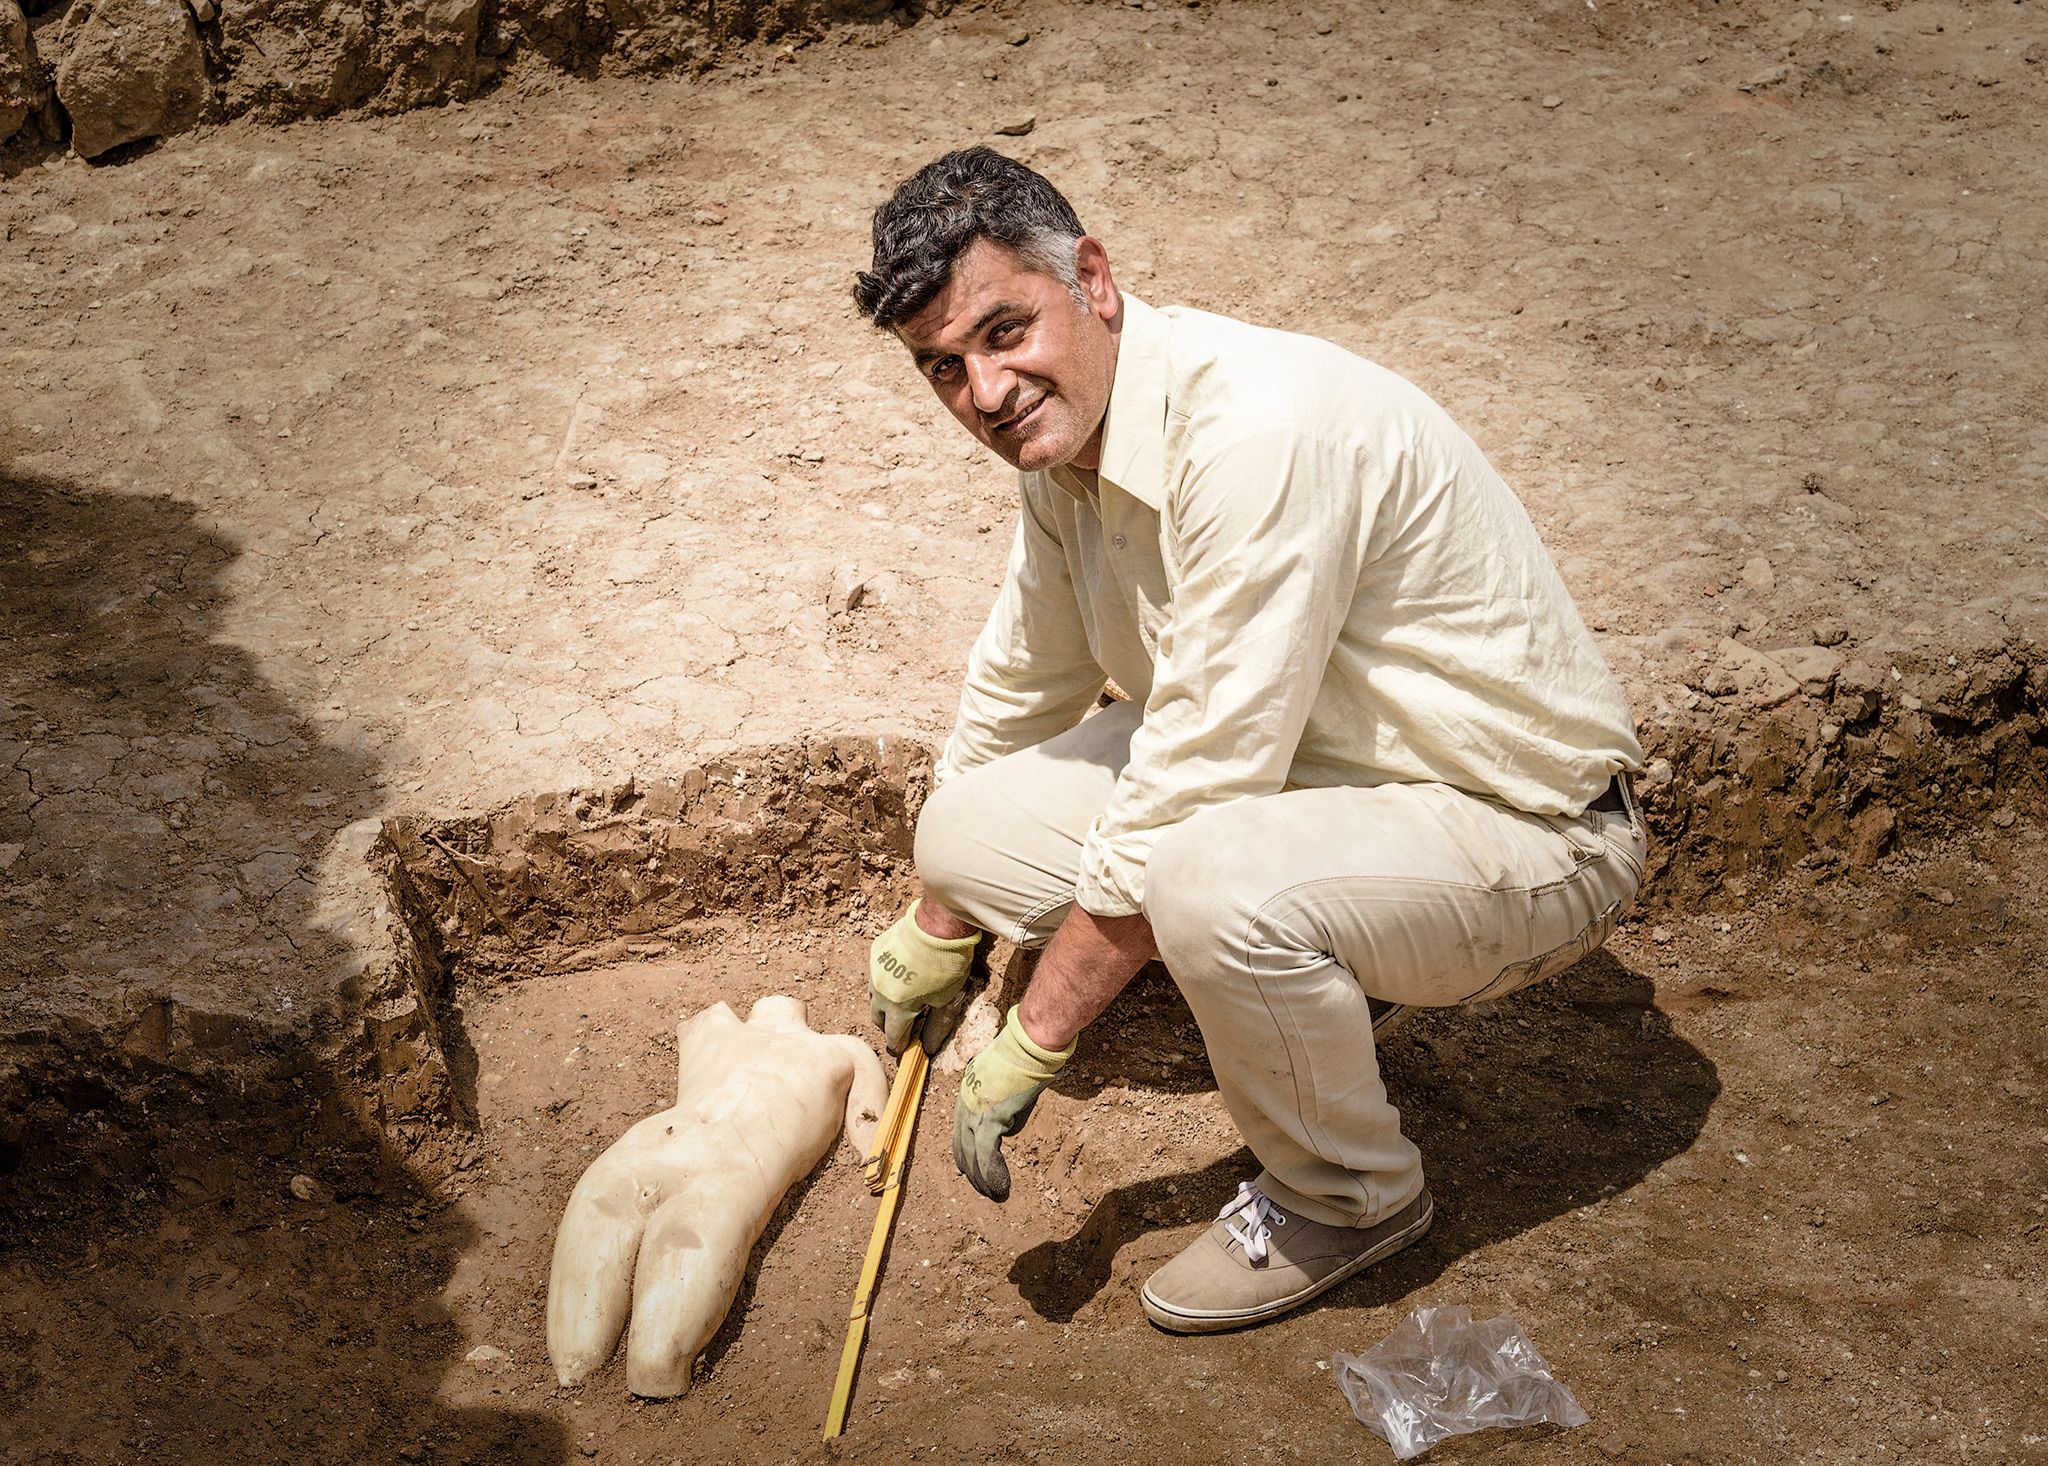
1112, 533, 1127, 549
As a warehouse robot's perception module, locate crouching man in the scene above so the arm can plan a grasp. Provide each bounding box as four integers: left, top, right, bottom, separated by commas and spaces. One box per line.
855, 148, 1646, 1333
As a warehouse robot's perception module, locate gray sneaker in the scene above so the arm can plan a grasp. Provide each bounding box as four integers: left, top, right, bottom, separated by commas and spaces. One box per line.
1140, 1181, 1434, 1334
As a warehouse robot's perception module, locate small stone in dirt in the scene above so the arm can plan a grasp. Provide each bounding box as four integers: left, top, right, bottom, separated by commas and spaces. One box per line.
995, 115, 1036, 137
1811, 620, 1847, 647
28, 214, 78, 236
1315, 18, 1335, 34
1771, 644, 1843, 696
1740, 555, 1776, 595
565, 472, 597, 491
828, 562, 864, 614
465, 1344, 509, 1363
1992, 807, 2016, 828
1650, 926, 1673, 945
1008, 28, 1029, 44
693, 209, 727, 226
1541, 95, 1563, 109
288, 1173, 323, 1201
860, 571, 903, 608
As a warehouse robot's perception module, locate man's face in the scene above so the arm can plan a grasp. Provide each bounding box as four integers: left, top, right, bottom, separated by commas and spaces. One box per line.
894, 237, 1121, 473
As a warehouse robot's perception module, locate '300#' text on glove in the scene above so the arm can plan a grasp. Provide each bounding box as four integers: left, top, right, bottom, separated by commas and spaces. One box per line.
868, 899, 979, 1056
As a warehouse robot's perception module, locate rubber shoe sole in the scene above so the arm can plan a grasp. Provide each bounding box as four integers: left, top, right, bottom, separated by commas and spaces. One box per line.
1140, 1189, 1435, 1335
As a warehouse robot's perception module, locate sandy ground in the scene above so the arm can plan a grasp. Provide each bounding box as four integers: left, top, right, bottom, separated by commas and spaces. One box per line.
3, 0, 2046, 1460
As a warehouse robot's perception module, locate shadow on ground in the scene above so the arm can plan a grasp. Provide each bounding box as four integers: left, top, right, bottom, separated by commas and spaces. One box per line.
0, 472, 566, 1462
1009, 949, 1718, 1322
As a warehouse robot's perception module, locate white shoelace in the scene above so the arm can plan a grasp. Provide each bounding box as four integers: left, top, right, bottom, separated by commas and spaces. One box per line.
1218, 1181, 1288, 1264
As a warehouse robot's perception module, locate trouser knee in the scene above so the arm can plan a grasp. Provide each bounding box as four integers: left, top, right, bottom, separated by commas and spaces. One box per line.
911, 776, 985, 922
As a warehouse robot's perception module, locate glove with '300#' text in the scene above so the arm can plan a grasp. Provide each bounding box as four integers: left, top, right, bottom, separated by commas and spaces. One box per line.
868, 899, 980, 1056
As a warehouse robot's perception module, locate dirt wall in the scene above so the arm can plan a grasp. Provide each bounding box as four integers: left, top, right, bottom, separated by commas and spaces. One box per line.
1, 0, 918, 158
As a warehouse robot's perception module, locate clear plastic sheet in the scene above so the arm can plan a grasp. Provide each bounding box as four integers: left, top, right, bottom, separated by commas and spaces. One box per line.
1333, 1305, 1590, 1459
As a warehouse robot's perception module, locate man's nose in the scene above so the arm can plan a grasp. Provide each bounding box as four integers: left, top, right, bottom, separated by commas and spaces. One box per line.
964, 354, 1013, 416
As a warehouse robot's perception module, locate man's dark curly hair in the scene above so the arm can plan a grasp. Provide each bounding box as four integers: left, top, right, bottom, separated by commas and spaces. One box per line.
853, 147, 1088, 330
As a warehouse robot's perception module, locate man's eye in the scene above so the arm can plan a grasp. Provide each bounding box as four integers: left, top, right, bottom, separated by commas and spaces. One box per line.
991, 320, 1024, 345
929, 357, 960, 382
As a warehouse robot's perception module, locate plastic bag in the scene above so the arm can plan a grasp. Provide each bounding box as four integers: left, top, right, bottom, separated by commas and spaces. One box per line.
1333, 1305, 1590, 1459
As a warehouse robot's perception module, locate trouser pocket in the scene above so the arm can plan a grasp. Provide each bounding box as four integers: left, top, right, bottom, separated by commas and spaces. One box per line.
1461, 896, 1626, 1004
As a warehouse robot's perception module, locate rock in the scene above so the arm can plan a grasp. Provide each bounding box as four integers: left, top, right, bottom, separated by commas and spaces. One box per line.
827, 562, 863, 614
1768, 644, 1844, 697
1007, 28, 1029, 44
859, 571, 902, 608
692, 208, 726, 225
191, 0, 217, 18
464, 1343, 509, 1363
995, 114, 1035, 136
287, 1172, 323, 1201
1643, 757, 1673, 787
0, 0, 48, 145
212, 0, 480, 124
1846, 804, 1895, 867
1740, 555, 1776, 595
1833, 661, 1884, 722
1699, 638, 1799, 708
1540, 94, 1562, 109
1811, 621, 1846, 647
55, 0, 210, 159
1740, 63, 1790, 93
1992, 807, 2016, 829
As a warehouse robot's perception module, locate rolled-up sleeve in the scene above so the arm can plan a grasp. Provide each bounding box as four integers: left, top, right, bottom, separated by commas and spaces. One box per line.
933, 478, 1106, 787
1076, 431, 1377, 916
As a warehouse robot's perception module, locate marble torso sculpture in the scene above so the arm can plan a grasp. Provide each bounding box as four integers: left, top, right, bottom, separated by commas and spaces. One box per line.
546, 996, 887, 1397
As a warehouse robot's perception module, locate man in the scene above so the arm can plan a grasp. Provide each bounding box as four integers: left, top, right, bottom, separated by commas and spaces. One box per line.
853, 148, 1646, 1333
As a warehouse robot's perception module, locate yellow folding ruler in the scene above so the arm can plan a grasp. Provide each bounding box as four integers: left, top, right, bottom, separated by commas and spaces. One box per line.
822, 1031, 930, 1439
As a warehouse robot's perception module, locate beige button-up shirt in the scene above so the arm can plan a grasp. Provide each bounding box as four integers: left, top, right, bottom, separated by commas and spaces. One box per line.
934, 294, 1644, 918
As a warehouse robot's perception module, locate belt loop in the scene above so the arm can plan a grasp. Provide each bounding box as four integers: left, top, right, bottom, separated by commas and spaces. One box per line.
1617, 771, 1644, 840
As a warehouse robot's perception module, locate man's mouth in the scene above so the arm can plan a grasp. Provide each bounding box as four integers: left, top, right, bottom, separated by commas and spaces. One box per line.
992, 395, 1046, 435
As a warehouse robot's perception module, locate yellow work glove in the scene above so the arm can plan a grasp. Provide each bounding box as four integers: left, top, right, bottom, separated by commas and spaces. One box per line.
953, 1006, 1074, 1203
868, 899, 979, 1056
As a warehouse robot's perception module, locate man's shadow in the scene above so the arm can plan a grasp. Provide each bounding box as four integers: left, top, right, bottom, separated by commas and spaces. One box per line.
0, 472, 568, 1462
1008, 950, 1717, 1322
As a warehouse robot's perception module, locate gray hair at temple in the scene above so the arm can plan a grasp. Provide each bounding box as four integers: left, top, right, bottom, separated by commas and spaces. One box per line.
852, 147, 1088, 330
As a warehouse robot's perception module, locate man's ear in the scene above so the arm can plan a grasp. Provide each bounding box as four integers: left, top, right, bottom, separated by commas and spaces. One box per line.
1075, 236, 1119, 324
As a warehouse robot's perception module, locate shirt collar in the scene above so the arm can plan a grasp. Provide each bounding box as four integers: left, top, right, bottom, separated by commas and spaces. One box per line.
1047, 292, 1169, 510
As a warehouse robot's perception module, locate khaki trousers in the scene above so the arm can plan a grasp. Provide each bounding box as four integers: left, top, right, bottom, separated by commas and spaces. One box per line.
914, 701, 1646, 1227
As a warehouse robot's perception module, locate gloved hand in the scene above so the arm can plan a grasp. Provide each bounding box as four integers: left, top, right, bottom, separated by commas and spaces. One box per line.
953, 1006, 1074, 1202
868, 899, 980, 1056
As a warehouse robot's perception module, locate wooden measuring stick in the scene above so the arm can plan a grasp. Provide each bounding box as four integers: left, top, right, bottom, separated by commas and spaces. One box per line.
824, 1039, 929, 1439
